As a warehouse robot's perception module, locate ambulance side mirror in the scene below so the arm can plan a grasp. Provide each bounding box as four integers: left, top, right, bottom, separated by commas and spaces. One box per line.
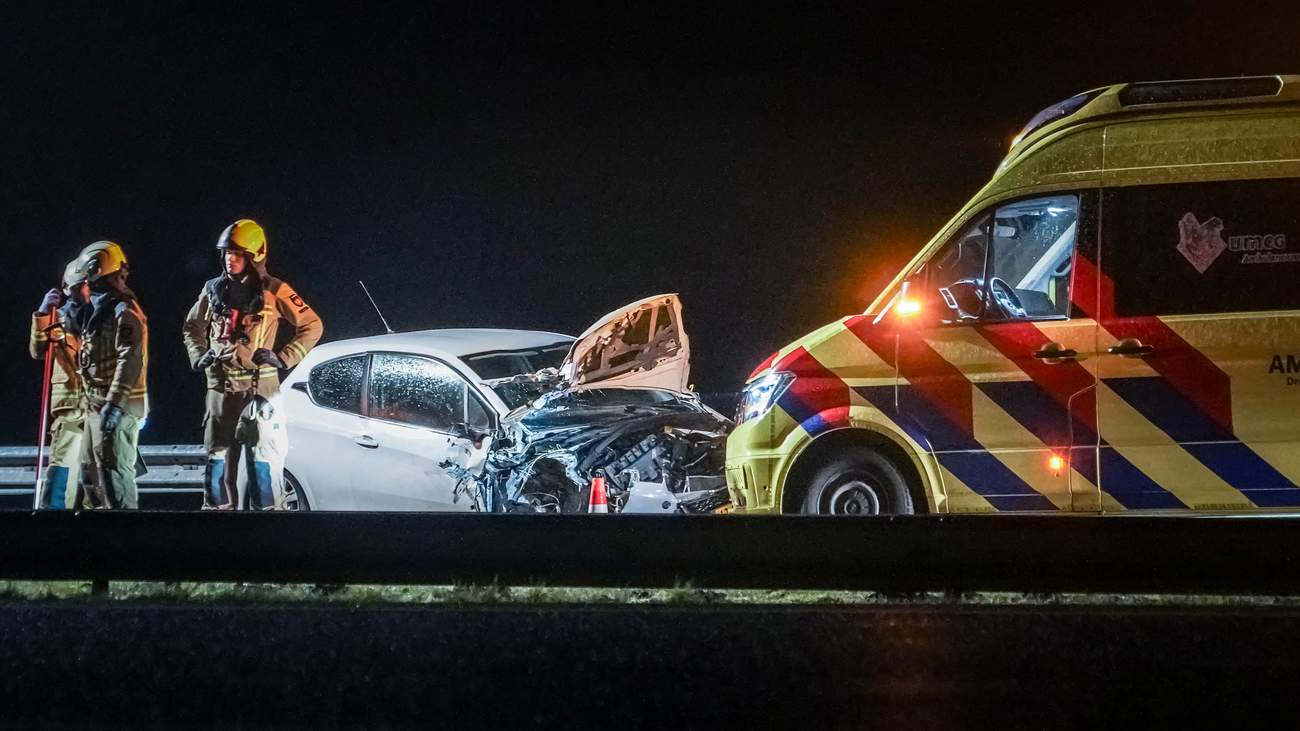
887, 279, 940, 330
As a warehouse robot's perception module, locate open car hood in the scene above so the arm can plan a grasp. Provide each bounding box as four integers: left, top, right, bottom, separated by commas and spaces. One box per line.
558, 293, 691, 394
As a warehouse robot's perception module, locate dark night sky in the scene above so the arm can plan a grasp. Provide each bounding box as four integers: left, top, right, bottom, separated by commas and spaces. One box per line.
3, 3, 1298, 443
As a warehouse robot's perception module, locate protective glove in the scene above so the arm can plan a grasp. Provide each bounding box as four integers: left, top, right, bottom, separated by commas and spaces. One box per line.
100, 404, 125, 432
194, 349, 219, 371
252, 348, 286, 369
37, 288, 65, 314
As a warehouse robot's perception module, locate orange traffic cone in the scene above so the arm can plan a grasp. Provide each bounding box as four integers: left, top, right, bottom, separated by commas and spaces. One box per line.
588, 475, 609, 514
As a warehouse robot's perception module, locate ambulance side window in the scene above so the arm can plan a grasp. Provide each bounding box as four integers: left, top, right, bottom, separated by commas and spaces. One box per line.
984, 194, 1080, 321
926, 214, 991, 322
1103, 178, 1300, 316
923, 193, 1086, 323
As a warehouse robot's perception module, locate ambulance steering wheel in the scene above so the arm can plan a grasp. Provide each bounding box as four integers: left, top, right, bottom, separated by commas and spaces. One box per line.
938, 278, 985, 321
988, 277, 1028, 320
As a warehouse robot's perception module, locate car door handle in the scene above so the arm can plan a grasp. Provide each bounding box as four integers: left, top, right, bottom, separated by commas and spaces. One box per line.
1032, 344, 1078, 361
353, 434, 379, 449
1107, 339, 1155, 357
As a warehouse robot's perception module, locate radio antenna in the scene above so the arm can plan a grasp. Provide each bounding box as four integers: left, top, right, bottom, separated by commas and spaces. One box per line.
358, 280, 395, 334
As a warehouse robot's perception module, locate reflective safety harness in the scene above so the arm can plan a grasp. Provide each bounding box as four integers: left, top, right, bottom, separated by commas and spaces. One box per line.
206, 275, 270, 394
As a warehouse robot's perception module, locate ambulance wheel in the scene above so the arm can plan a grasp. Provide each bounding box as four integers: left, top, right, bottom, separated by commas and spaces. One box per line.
282, 471, 311, 512
800, 448, 913, 516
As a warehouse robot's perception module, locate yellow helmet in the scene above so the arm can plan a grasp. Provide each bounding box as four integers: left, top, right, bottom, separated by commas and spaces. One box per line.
217, 219, 268, 263
76, 241, 128, 282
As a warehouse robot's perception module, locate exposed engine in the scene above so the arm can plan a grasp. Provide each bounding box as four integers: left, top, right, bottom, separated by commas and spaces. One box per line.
580, 426, 728, 514
441, 389, 732, 514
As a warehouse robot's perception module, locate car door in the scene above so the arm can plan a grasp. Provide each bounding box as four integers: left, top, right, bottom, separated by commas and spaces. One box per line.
903, 191, 1100, 512
350, 352, 494, 511
1096, 177, 1300, 512
286, 353, 370, 510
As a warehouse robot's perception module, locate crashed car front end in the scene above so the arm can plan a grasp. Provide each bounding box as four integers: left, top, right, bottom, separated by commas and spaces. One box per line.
450, 388, 732, 514
443, 293, 732, 513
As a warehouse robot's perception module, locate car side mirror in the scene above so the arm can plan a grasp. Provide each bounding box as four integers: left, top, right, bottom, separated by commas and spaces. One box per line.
449, 422, 489, 448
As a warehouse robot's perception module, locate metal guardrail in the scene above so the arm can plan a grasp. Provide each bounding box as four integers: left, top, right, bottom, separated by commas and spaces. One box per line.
0, 445, 205, 509
0, 445, 206, 486
1, 511, 1298, 594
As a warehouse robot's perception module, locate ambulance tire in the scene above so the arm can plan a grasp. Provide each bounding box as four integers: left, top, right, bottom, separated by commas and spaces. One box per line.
800, 448, 914, 516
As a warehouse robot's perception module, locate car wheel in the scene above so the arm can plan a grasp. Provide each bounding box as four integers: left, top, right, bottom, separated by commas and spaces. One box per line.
514, 459, 585, 513
282, 471, 311, 512
800, 448, 914, 516
517, 491, 563, 513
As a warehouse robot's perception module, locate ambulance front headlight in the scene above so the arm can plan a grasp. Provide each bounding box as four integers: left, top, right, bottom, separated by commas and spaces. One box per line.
735, 371, 794, 425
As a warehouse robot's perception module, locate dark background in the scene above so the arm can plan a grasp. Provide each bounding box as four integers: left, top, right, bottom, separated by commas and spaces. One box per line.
2, 3, 1297, 443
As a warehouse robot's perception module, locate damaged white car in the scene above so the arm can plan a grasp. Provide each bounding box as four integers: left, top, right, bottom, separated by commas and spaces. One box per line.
282, 294, 732, 513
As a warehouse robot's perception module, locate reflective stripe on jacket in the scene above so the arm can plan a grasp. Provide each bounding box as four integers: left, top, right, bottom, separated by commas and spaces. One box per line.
182, 273, 323, 392
30, 312, 83, 413
69, 293, 148, 418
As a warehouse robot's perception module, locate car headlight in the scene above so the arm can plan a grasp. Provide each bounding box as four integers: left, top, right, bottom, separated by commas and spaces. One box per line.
735, 371, 794, 425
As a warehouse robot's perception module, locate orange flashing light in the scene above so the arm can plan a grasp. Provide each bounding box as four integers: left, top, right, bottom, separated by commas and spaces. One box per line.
896, 298, 922, 317
1048, 454, 1065, 475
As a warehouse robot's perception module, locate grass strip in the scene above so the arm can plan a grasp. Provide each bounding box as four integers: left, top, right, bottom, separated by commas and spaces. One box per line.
3, 580, 1300, 607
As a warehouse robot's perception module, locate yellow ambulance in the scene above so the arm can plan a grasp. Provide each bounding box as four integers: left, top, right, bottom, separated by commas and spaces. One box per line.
727, 75, 1300, 515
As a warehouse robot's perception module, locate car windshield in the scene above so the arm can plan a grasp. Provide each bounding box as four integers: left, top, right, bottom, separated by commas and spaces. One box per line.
462, 342, 572, 409
462, 342, 572, 380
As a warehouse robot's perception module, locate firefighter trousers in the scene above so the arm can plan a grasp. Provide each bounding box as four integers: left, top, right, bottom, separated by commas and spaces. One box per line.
202, 388, 287, 510
39, 408, 83, 509
81, 407, 142, 509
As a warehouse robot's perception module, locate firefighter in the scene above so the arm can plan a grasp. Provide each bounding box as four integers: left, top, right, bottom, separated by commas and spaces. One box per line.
29, 260, 87, 509
65, 241, 149, 509
183, 219, 323, 510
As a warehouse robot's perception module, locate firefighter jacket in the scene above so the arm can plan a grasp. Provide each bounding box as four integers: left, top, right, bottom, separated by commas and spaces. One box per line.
63, 289, 149, 418
182, 272, 323, 393
30, 310, 83, 414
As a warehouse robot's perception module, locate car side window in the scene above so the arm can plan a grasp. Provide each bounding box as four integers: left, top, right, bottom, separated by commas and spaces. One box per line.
307, 355, 366, 415
923, 194, 1082, 323
368, 353, 467, 432
464, 391, 492, 433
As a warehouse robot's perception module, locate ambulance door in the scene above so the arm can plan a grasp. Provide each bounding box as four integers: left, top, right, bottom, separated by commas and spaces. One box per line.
1097, 178, 1300, 512
908, 192, 1099, 512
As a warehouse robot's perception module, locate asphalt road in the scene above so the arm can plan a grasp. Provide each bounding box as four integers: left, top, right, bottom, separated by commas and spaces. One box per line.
2, 600, 1299, 728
